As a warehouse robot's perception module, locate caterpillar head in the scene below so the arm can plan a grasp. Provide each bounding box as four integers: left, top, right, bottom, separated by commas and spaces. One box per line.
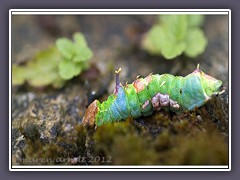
195, 64, 224, 97
82, 100, 98, 127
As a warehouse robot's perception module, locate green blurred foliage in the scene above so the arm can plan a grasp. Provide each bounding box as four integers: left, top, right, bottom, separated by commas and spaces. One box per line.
12, 32, 92, 88
12, 46, 65, 88
56, 33, 92, 80
142, 15, 208, 59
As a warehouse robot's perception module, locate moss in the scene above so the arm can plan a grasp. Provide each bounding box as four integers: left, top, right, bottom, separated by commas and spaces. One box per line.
21, 124, 40, 141
93, 120, 158, 165
153, 119, 228, 165
92, 109, 228, 165
108, 133, 158, 165
132, 111, 171, 138
18, 124, 87, 165
93, 121, 133, 156
163, 131, 228, 165
202, 92, 229, 135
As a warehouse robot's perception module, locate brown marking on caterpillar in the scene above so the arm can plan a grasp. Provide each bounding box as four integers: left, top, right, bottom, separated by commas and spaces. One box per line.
82, 100, 98, 126
142, 100, 150, 109
133, 79, 145, 93
134, 76, 151, 93
145, 74, 153, 84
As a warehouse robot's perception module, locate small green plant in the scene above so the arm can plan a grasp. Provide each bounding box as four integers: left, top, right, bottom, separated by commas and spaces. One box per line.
56, 33, 92, 80
141, 15, 208, 59
12, 32, 93, 88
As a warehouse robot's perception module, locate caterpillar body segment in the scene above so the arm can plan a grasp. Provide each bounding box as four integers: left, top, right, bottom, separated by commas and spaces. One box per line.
83, 65, 223, 126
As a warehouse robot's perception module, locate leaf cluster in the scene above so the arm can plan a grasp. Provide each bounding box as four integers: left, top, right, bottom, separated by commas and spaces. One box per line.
12, 32, 92, 88
142, 15, 208, 59
56, 33, 92, 80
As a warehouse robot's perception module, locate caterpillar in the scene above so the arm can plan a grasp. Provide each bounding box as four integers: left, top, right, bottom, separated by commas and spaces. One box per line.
83, 65, 224, 126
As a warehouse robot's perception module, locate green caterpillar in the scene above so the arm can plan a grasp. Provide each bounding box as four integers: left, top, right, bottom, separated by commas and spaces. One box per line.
83, 65, 223, 126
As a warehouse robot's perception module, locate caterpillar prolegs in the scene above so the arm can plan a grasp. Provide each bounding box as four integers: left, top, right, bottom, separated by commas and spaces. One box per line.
83, 65, 224, 126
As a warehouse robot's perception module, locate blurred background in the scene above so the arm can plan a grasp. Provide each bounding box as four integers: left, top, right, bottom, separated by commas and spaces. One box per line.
11, 15, 229, 166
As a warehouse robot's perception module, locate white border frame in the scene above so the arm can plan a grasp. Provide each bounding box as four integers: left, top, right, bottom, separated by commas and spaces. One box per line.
9, 9, 231, 171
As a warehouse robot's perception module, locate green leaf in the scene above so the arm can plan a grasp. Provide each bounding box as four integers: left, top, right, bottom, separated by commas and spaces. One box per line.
143, 15, 188, 59
142, 25, 186, 59
12, 65, 26, 85
58, 60, 82, 80
160, 15, 188, 41
56, 38, 74, 59
184, 28, 208, 58
188, 15, 204, 27
72, 32, 93, 62
59, 60, 75, 80
28, 69, 62, 87
26, 47, 65, 87
73, 62, 83, 76
52, 78, 67, 89
141, 25, 163, 55
73, 47, 93, 62
160, 39, 186, 60
142, 15, 207, 59
73, 32, 88, 48
12, 46, 66, 88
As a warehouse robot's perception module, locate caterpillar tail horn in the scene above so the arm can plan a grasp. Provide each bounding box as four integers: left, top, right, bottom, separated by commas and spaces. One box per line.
82, 100, 98, 127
